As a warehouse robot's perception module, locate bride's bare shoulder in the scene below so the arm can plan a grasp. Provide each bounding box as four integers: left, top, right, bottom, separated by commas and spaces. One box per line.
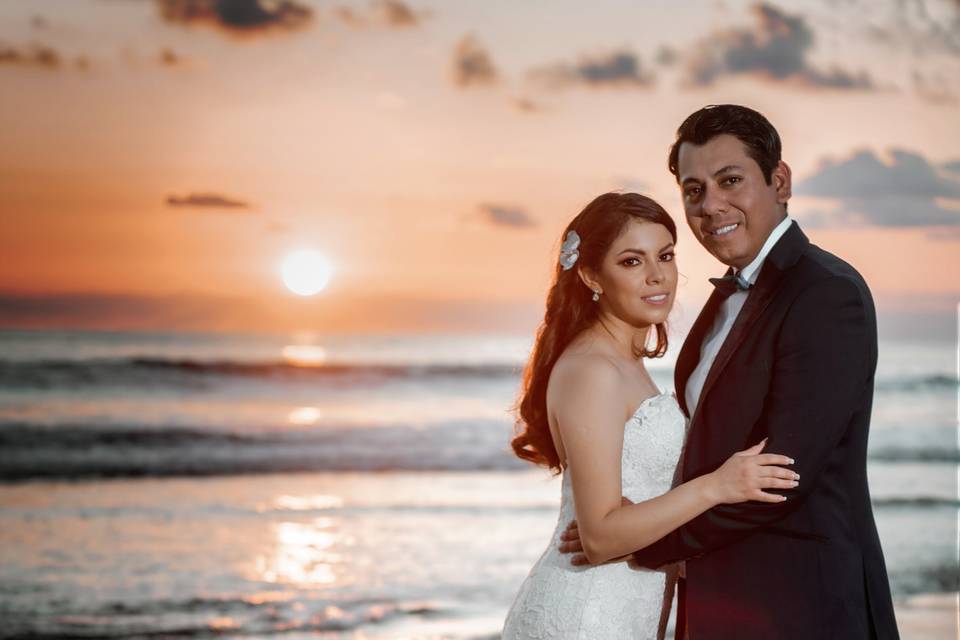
548, 348, 625, 409
552, 348, 619, 378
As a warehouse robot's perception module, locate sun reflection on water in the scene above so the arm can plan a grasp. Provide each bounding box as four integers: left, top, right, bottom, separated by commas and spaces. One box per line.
255, 519, 342, 587
206, 616, 240, 630
281, 345, 328, 367
287, 406, 323, 426
267, 494, 344, 511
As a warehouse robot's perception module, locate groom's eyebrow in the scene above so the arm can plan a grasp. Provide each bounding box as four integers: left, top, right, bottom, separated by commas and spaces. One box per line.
680, 165, 744, 184
713, 164, 743, 177
617, 242, 674, 256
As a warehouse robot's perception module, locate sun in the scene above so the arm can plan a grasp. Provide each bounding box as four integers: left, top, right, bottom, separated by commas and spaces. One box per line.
280, 250, 333, 296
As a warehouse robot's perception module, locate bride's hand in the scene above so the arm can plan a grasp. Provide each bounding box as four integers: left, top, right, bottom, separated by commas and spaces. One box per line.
705, 438, 798, 505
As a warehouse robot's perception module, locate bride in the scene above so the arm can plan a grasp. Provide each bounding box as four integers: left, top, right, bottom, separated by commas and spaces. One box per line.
502, 192, 797, 639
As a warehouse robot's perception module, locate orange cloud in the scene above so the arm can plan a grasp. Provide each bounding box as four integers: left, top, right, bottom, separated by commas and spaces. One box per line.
166, 193, 252, 210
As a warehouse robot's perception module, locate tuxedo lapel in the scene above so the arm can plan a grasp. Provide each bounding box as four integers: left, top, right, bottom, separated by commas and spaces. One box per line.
696, 267, 782, 411
675, 283, 730, 417
686, 223, 810, 430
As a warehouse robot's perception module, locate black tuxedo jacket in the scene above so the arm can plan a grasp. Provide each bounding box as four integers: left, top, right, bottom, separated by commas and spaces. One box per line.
632, 223, 899, 639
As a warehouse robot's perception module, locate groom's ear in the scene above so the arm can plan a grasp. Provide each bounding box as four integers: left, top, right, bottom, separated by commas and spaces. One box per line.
773, 160, 792, 205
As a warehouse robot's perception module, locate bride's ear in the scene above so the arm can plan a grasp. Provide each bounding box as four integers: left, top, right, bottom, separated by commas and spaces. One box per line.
577, 267, 602, 296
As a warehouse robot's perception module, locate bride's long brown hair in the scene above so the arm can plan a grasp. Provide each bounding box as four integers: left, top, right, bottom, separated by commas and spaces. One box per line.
511, 192, 677, 473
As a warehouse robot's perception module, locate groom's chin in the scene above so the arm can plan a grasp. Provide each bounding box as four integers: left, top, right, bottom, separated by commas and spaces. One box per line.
705, 244, 746, 269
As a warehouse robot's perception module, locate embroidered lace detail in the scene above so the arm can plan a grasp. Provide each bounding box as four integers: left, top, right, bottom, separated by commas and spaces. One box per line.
502, 393, 687, 639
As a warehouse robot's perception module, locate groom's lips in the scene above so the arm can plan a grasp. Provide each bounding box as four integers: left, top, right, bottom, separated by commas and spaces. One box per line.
704, 222, 740, 238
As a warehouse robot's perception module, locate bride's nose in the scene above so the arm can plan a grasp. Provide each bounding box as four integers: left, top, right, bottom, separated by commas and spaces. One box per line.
646, 262, 665, 285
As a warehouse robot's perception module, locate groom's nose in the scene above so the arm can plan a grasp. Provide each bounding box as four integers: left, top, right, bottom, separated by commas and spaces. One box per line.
701, 185, 728, 217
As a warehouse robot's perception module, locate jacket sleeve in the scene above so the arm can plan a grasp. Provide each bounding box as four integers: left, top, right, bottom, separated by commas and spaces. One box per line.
632, 275, 874, 568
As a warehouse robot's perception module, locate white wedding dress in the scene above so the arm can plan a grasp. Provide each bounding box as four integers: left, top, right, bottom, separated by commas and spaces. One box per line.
502, 392, 687, 640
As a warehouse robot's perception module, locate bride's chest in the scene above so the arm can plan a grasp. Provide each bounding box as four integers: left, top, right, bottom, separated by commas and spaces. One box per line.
620, 401, 687, 490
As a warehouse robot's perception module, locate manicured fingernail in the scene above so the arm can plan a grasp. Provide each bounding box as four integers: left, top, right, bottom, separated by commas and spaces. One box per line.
780, 495, 788, 501
789, 458, 795, 464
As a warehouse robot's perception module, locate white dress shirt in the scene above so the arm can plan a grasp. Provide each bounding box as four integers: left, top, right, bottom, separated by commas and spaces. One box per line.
684, 216, 794, 416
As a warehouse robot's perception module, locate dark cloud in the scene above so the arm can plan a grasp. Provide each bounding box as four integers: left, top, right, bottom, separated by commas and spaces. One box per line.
478, 203, 536, 228
452, 35, 497, 88
332, 0, 426, 28
574, 52, 652, 86
942, 159, 960, 174
155, 0, 313, 35
0, 44, 90, 70
654, 45, 677, 67
166, 193, 251, 209
794, 148, 960, 227
0, 44, 62, 69
32, 45, 60, 68
376, 0, 420, 27
685, 3, 874, 89
867, 0, 960, 58
531, 50, 653, 89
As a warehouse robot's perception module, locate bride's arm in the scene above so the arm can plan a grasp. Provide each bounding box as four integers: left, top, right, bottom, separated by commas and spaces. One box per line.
556, 357, 796, 565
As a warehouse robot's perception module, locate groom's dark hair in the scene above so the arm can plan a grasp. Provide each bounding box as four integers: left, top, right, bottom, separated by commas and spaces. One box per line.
668, 104, 782, 185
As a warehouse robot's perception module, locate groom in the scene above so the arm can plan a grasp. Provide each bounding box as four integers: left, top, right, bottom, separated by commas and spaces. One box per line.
559, 105, 899, 638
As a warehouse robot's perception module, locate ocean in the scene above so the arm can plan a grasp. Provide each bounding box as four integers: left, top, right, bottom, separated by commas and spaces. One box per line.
0, 329, 956, 639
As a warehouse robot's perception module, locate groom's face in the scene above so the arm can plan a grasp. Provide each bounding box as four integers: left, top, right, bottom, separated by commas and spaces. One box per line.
676, 134, 789, 269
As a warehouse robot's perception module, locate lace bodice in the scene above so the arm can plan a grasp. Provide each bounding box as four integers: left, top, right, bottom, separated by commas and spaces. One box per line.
502, 392, 687, 639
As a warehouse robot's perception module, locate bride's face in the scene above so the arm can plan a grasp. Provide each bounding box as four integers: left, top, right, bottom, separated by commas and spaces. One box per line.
592, 219, 677, 328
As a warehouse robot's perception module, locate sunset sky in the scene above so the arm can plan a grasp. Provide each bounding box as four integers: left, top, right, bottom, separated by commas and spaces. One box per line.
2, 0, 958, 338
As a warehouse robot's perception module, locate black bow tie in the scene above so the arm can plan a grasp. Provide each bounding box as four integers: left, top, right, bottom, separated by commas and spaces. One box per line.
709, 272, 752, 295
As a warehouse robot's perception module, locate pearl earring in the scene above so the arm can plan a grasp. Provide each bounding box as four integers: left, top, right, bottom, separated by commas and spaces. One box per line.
592, 290, 601, 302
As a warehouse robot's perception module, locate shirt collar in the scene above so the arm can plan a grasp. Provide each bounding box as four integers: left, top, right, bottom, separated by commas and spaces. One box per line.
737, 215, 794, 285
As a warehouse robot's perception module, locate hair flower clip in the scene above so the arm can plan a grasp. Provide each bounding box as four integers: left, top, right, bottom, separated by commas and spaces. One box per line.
559, 230, 580, 270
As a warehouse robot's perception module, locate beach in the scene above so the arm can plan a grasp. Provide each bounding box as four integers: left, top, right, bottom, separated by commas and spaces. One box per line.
0, 329, 957, 638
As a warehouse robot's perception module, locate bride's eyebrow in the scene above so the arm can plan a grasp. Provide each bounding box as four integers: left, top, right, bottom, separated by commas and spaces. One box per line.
617, 242, 675, 256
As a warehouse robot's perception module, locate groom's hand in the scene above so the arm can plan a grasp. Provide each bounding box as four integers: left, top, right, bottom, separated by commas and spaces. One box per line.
558, 520, 586, 563
558, 496, 633, 566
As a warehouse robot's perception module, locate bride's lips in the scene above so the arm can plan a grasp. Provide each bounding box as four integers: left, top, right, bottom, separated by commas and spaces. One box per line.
641, 292, 670, 305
